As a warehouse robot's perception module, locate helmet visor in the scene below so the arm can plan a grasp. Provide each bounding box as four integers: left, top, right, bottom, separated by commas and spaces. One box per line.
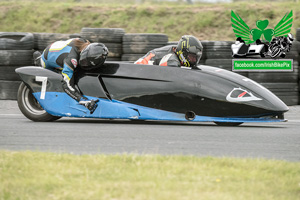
187, 52, 202, 67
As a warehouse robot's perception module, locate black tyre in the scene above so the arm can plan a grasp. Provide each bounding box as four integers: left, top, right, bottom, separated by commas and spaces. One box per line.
17, 82, 61, 122
0, 80, 20, 100
80, 28, 125, 43
122, 44, 165, 54
260, 53, 266, 58
0, 66, 21, 81
284, 50, 298, 59
214, 122, 243, 126
123, 33, 168, 43
122, 54, 144, 61
106, 57, 121, 61
201, 41, 234, 47
248, 72, 298, 83
0, 50, 34, 66
260, 83, 298, 92
271, 47, 281, 58
0, 32, 34, 50
203, 51, 232, 59
204, 59, 232, 70
296, 28, 300, 41
168, 41, 178, 45
202, 41, 234, 52
33, 33, 71, 50
260, 47, 266, 58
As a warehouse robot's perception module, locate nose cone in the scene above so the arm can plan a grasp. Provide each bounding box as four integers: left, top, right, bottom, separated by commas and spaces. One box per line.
246, 86, 289, 115
268, 94, 289, 112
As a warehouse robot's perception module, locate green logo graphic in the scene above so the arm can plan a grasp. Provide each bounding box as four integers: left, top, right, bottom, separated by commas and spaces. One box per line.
231, 10, 293, 44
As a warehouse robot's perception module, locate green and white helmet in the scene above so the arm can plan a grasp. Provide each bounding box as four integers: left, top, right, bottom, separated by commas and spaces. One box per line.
176, 35, 203, 68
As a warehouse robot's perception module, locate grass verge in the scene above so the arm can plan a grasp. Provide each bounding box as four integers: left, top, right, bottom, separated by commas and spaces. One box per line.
0, 1, 299, 41
0, 150, 299, 200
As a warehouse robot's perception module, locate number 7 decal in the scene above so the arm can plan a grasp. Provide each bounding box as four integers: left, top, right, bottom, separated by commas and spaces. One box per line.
35, 76, 48, 99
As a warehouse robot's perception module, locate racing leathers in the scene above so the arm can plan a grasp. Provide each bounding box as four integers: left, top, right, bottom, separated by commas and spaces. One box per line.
134, 45, 181, 67
40, 38, 98, 112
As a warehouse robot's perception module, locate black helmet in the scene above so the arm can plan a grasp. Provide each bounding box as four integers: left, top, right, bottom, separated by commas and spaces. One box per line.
79, 43, 109, 70
176, 35, 203, 68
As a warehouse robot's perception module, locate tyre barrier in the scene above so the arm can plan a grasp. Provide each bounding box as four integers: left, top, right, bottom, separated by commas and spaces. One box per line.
0, 33, 34, 99
0, 49, 35, 100
80, 27, 125, 43
0, 66, 20, 81
261, 82, 299, 106
0, 80, 21, 100
0, 32, 34, 99
121, 54, 145, 62
0, 32, 34, 50
296, 28, 300, 42
122, 33, 168, 61
80, 28, 125, 61
33, 32, 72, 50
0, 50, 34, 66
105, 42, 122, 61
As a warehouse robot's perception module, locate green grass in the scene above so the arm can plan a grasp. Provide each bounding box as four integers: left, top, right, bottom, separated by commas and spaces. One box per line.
0, 1, 300, 41
0, 151, 299, 200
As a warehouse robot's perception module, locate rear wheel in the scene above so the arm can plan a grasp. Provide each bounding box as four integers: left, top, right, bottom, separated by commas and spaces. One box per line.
271, 47, 281, 58
17, 82, 61, 122
214, 122, 243, 126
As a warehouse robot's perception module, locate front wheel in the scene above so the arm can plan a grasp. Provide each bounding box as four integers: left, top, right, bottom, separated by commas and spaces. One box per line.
17, 82, 61, 122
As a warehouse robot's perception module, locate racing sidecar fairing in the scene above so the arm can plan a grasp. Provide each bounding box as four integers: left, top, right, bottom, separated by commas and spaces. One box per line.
231, 42, 266, 58
16, 62, 288, 125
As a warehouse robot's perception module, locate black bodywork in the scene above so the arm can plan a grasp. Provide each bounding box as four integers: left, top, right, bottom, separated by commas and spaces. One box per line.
76, 62, 288, 118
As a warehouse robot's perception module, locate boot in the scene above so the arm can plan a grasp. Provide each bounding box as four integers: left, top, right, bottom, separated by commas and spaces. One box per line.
79, 98, 99, 114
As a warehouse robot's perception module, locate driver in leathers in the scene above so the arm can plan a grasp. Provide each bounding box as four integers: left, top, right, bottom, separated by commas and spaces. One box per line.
34, 38, 108, 113
135, 35, 203, 68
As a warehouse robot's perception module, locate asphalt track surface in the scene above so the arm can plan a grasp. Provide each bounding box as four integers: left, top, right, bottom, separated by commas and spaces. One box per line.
0, 100, 299, 161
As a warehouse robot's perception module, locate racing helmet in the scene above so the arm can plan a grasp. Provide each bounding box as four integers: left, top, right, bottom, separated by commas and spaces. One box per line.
79, 43, 109, 70
287, 33, 294, 43
176, 35, 203, 68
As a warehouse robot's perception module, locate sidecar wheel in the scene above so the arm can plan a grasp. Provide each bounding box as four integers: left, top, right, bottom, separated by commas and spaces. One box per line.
17, 82, 61, 122
214, 122, 243, 126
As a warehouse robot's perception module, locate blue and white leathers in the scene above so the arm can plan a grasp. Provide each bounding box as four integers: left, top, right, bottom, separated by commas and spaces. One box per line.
41, 38, 85, 102
41, 39, 74, 76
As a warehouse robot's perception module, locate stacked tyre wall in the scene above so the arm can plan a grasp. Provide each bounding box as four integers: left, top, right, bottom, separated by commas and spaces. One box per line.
122, 33, 169, 61
0, 27, 300, 106
80, 28, 125, 61
0, 32, 35, 99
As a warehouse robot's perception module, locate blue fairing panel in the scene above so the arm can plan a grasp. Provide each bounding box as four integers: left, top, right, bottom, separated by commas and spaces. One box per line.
33, 92, 286, 123
33, 92, 184, 120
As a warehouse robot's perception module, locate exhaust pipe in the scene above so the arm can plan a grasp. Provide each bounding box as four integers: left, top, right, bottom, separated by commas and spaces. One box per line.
185, 111, 196, 121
